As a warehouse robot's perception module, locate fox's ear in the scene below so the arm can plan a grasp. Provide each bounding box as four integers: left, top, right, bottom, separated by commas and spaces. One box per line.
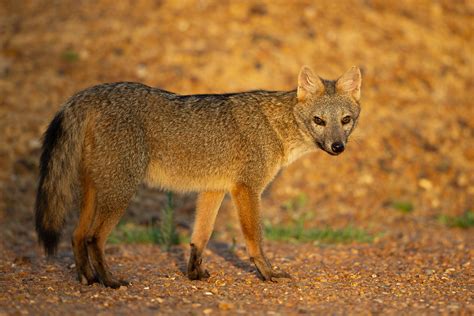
297, 66, 324, 102
336, 66, 362, 101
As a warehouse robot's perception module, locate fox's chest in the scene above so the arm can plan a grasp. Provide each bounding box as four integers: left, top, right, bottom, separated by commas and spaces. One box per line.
283, 142, 314, 166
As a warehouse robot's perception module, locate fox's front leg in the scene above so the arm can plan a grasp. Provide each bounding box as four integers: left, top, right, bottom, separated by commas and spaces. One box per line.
188, 191, 225, 280
231, 184, 291, 281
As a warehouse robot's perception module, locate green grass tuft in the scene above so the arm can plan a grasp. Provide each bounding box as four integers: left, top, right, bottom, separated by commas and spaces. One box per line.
264, 220, 373, 244
62, 50, 80, 62
390, 200, 414, 213
108, 192, 180, 248
437, 210, 474, 229
158, 192, 180, 250
282, 193, 308, 212
108, 222, 161, 244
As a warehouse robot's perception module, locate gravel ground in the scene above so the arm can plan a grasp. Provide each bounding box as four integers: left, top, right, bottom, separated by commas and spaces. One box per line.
1, 226, 472, 315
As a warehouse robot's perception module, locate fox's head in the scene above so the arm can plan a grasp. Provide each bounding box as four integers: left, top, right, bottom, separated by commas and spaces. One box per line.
293, 66, 361, 156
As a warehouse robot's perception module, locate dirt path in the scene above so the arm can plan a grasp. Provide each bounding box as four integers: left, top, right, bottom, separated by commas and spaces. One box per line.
1, 225, 472, 315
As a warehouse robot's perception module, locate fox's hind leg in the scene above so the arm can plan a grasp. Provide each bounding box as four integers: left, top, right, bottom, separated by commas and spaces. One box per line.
82, 163, 147, 288
72, 173, 98, 284
77, 116, 148, 288
188, 191, 225, 280
85, 203, 129, 288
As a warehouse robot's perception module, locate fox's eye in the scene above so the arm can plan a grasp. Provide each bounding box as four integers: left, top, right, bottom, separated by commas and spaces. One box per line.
313, 116, 326, 126
341, 116, 351, 125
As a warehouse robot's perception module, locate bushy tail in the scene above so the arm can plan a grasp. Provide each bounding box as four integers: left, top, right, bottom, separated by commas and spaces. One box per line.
35, 107, 86, 256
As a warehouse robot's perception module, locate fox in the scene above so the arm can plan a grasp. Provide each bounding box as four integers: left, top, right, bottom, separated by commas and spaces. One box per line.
35, 65, 361, 288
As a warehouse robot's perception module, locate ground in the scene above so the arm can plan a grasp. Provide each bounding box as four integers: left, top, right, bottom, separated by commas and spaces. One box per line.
0, 1, 473, 315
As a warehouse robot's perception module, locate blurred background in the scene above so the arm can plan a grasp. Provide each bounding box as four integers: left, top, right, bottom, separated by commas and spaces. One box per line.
0, 0, 472, 259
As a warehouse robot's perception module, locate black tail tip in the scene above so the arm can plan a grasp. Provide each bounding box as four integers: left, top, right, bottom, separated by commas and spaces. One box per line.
37, 228, 60, 257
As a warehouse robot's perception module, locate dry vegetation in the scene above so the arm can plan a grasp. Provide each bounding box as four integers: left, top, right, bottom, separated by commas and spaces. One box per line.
0, 0, 473, 314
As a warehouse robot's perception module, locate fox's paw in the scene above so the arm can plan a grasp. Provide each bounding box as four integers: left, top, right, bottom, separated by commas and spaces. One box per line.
187, 243, 210, 280
251, 257, 292, 282
187, 258, 210, 280
187, 266, 210, 280
102, 277, 130, 289
264, 269, 292, 282
77, 270, 99, 285
77, 267, 129, 288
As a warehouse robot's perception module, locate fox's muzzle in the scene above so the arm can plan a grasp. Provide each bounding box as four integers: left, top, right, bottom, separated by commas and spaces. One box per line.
316, 140, 346, 156
331, 142, 344, 154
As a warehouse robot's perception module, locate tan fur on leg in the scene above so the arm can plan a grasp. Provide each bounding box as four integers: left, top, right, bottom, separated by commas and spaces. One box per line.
231, 184, 290, 281
72, 173, 98, 284
188, 191, 225, 280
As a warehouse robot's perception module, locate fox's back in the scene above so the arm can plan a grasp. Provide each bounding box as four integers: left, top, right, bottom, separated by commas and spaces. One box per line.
144, 87, 288, 191
68, 82, 287, 192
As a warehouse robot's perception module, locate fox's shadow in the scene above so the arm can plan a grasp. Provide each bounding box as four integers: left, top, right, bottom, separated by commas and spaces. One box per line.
208, 241, 254, 273
168, 241, 254, 278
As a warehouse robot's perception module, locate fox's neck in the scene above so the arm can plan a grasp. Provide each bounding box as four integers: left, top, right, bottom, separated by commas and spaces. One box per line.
260, 90, 315, 165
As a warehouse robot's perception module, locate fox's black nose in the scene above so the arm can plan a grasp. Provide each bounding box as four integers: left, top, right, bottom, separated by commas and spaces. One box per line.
331, 142, 345, 153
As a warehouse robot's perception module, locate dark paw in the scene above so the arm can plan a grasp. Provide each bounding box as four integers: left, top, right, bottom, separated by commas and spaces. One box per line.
256, 268, 292, 282
187, 244, 210, 280
266, 270, 292, 282
188, 267, 210, 280
103, 278, 130, 289
251, 257, 292, 282
77, 271, 99, 285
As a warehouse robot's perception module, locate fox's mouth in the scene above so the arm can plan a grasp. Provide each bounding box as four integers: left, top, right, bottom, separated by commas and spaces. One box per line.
316, 141, 340, 156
